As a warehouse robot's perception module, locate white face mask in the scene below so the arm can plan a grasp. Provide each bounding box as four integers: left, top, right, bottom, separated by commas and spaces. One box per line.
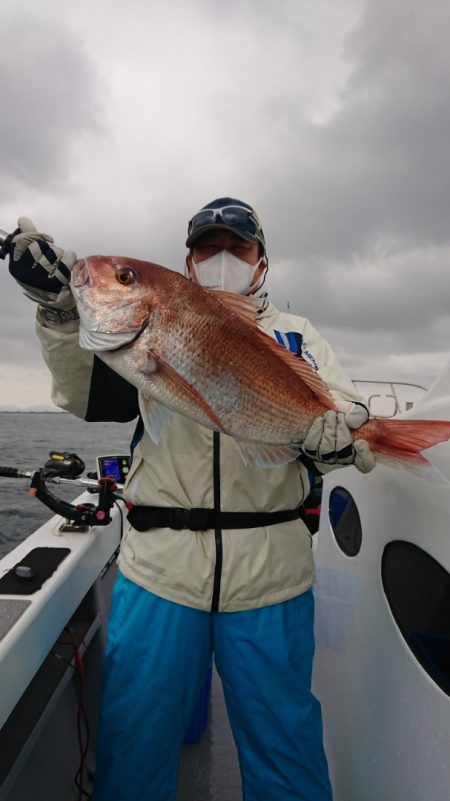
192, 250, 264, 295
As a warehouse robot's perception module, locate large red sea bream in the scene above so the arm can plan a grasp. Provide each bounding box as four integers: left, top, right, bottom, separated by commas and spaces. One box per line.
71, 255, 450, 476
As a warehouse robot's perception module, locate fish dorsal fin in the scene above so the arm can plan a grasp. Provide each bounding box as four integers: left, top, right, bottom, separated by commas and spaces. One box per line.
234, 439, 301, 468
209, 290, 336, 410
206, 289, 258, 325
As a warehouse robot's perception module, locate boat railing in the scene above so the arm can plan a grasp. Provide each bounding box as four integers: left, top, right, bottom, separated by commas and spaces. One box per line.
352, 380, 427, 418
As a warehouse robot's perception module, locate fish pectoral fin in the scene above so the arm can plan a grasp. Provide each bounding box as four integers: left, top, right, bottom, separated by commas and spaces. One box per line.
139, 395, 175, 444
234, 440, 301, 468
156, 360, 226, 432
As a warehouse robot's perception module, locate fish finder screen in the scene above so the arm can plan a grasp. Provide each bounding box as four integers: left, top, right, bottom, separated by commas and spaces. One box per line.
96, 455, 131, 484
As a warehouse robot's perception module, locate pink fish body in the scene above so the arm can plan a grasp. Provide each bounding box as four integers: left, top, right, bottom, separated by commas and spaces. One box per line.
71, 255, 450, 474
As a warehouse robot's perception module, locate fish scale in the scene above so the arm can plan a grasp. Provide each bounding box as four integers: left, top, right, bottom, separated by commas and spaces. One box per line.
140, 277, 321, 442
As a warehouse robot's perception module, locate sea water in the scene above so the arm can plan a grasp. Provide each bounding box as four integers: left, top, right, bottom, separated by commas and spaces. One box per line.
0, 411, 137, 557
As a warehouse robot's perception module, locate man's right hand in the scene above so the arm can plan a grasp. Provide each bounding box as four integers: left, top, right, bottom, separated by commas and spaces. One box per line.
8, 217, 79, 327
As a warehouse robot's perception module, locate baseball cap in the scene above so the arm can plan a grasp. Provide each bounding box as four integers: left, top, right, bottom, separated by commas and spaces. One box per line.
186, 197, 266, 253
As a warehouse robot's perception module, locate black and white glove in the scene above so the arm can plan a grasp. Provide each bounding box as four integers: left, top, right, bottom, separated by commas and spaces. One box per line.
7, 217, 79, 329
302, 403, 375, 474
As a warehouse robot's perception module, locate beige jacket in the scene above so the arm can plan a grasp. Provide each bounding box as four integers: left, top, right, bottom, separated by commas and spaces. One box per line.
37, 300, 362, 612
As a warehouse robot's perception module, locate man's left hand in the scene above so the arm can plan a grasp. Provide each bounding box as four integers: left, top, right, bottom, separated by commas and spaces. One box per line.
302, 403, 375, 474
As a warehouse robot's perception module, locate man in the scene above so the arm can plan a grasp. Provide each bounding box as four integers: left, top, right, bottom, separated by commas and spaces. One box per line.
6, 198, 374, 801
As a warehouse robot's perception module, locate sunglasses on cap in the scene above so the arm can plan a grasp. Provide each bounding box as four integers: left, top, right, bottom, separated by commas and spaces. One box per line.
187, 204, 265, 247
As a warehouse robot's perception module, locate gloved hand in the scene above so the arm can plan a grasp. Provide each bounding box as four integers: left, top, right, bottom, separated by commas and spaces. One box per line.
302, 403, 375, 474
8, 217, 79, 327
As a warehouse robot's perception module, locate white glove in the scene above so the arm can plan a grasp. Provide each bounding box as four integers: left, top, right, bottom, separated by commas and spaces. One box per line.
9, 217, 79, 329
302, 403, 375, 474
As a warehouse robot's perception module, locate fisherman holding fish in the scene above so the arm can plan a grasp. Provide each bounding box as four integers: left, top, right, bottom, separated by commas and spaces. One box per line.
5, 198, 379, 801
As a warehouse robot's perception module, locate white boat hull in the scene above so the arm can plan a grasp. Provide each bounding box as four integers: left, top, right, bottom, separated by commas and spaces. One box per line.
313, 365, 450, 801
0, 496, 122, 801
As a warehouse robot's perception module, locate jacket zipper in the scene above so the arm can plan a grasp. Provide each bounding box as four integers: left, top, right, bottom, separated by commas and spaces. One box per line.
210, 431, 222, 613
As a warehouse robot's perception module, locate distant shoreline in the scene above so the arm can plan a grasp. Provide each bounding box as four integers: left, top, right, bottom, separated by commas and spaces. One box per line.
0, 409, 67, 414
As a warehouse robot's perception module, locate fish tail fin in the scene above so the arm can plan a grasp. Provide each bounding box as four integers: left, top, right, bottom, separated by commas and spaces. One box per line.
361, 418, 450, 483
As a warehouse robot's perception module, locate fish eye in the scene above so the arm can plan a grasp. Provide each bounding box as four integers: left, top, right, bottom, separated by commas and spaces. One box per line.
115, 266, 136, 286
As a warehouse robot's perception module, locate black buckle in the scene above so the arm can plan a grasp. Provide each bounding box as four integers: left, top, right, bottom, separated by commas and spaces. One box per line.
170, 507, 214, 530
171, 508, 193, 530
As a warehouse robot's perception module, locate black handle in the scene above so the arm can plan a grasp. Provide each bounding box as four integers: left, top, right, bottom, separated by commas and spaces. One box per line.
0, 227, 19, 260
29, 471, 117, 526
0, 466, 31, 479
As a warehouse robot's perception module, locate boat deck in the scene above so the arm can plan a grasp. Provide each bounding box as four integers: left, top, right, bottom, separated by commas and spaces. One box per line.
177, 668, 242, 801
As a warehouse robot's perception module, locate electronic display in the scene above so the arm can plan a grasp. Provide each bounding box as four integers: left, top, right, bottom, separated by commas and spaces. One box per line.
96, 455, 131, 484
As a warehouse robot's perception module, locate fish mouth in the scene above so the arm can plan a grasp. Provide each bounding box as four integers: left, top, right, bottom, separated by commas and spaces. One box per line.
79, 317, 148, 353
77, 298, 146, 329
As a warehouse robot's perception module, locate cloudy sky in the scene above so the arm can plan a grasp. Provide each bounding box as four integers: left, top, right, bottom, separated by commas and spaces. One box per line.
0, 0, 449, 408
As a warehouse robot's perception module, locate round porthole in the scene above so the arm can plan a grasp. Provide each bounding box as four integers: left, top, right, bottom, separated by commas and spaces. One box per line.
382, 541, 450, 696
328, 486, 362, 557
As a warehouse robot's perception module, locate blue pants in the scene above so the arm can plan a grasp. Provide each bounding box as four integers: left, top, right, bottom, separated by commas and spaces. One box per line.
92, 572, 332, 801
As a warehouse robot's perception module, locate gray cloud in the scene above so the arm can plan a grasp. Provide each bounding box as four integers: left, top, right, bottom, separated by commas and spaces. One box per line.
0, 12, 105, 191
272, 244, 450, 328
0, 0, 449, 406
0, 271, 44, 366
266, 240, 450, 385
246, 0, 450, 260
